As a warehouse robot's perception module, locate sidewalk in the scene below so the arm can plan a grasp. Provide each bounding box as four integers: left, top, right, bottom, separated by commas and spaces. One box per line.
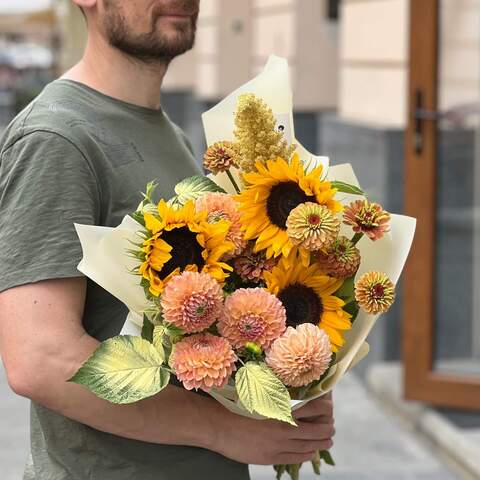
0, 366, 460, 480
251, 371, 460, 480
0, 367, 30, 480
367, 362, 480, 480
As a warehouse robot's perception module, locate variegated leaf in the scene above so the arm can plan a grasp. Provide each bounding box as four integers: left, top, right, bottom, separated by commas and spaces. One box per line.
236, 362, 296, 425
170, 175, 226, 206
70, 336, 169, 404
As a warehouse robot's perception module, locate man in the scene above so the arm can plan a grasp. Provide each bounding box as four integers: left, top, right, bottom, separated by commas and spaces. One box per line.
0, 1, 335, 479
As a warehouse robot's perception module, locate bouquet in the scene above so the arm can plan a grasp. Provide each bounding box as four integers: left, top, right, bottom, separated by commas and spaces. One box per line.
71, 56, 416, 479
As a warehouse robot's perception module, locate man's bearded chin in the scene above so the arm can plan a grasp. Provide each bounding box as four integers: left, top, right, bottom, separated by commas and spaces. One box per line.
103, 5, 197, 64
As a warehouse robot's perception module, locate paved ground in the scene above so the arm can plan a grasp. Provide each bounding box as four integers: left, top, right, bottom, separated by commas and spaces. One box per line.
0, 367, 30, 480
0, 366, 460, 480
251, 373, 460, 480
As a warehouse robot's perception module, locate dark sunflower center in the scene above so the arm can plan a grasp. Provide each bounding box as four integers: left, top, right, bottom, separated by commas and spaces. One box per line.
278, 283, 324, 327
266, 181, 315, 229
157, 227, 205, 278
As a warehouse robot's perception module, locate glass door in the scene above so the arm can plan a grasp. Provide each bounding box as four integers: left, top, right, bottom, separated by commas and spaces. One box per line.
403, 0, 480, 409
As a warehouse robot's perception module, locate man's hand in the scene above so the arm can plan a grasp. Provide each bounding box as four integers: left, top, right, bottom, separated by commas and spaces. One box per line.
0, 277, 335, 463
213, 393, 335, 465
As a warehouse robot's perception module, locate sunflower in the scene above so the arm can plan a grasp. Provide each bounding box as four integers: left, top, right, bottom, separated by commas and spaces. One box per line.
138, 200, 234, 297
264, 257, 352, 352
236, 153, 342, 265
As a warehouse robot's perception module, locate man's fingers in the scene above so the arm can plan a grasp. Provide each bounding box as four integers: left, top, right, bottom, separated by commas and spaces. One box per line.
275, 439, 334, 465
288, 420, 335, 441
301, 414, 334, 424
274, 451, 317, 465
293, 398, 333, 420
286, 438, 335, 454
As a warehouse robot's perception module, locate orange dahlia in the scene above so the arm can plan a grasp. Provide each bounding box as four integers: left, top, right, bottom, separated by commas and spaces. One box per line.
266, 323, 332, 387
160, 271, 224, 333
170, 333, 237, 391
219, 288, 286, 350
195, 192, 246, 258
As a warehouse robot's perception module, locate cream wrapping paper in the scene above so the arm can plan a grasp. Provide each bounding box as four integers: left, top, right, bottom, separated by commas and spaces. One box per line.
74, 54, 416, 420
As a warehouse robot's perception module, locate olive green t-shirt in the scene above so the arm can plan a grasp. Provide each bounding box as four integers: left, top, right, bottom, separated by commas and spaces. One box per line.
0, 80, 249, 480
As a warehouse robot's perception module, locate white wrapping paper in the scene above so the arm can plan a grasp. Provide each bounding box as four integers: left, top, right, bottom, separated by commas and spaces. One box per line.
75, 55, 416, 420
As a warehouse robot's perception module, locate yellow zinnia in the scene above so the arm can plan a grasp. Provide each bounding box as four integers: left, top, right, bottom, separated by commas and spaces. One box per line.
236, 153, 342, 265
138, 200, 234, 297
264, 257, 352, 352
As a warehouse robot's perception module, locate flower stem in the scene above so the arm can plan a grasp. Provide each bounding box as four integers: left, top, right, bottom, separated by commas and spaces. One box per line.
226, 169, 241, 194
320, 449, 335, 466
312, 451, 321, 474
287, 464, 301, 480
351, 232, 364, 245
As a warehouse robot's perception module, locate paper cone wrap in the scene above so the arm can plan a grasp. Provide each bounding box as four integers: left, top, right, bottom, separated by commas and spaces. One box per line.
74, 55, 415, 420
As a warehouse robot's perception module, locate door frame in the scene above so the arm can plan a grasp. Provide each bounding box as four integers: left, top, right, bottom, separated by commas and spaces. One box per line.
403, 0, 480, 410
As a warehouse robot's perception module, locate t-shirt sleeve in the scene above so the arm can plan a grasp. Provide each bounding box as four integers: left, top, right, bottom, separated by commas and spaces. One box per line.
0, 130, 101, 293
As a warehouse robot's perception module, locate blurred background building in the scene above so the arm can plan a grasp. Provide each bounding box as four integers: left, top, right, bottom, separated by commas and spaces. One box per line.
0, 1, 479, 479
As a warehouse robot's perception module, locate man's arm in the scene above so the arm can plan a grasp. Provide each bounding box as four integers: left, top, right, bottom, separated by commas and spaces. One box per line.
0, 277, 221, 446
0, 277, 335, 466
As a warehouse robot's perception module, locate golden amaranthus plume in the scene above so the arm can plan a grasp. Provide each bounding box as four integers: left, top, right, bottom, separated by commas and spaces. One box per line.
234, 93, 296, 172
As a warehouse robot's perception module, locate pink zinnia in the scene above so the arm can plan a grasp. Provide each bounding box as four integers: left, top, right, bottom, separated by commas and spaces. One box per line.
219, 288, 286, 350
355, 271, 396, 314
160, 271, 224, 333
170, 333, 237, 391
343, 199, 390, 241
266, 323, 332, 387
196, 192, 246, 258
232, 242, 276, 283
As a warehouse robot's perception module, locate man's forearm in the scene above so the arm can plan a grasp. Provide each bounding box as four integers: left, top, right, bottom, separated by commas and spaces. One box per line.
23, 332, 225, 450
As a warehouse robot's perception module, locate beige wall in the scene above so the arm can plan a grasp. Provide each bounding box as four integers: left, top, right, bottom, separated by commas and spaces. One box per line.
193, 0, 252, 99
338, 0, 480, 127
54, 0, 87, 72
194, 0, 339, 110
439, 0, 480, 112
338, 0, 409, 128
295, 1, 338, 110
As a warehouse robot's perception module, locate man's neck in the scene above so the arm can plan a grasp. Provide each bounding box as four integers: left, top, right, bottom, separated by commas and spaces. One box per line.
63, 32, 168, 110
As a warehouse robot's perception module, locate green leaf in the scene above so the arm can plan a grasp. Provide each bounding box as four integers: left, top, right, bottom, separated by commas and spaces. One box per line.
335, 276, 355, 301
130, 211, 146, 227
343, 300, 360, 322
152, 325, 165, 357
141, 315, 154, 343
236, 362, 296, 425
163, 322, 184, 340
169, 175, 226, 206
143, 181, 158, 204
331, 180, 364, 196
69, 335, 170, 404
